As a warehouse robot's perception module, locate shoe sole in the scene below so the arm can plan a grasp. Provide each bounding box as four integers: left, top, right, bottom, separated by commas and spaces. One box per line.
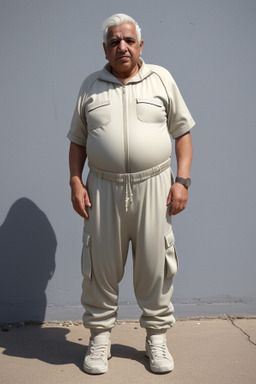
83, 354, 111, 375
83, 365, 108, 375
145, 352, 174, 373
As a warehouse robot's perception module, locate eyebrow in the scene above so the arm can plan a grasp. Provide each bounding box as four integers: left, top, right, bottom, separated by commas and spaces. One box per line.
109, 36, 136, 42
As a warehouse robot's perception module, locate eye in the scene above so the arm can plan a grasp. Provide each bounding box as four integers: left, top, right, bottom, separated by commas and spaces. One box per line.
109, 40, 119, 47
125, 38, 135, 45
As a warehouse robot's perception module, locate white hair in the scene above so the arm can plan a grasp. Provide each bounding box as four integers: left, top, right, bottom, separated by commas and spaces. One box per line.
102, 13, 142, 44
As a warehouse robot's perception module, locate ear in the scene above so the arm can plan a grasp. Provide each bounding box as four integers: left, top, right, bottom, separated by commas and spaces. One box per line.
103, 42, 108, 60
139, 40, 144, 56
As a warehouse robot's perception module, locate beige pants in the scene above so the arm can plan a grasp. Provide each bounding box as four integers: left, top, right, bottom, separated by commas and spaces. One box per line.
81, 164, 178, 330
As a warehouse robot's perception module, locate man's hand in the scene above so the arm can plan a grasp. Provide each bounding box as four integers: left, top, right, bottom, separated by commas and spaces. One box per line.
70, 178, 91, 219
69, 142, 90, 218
167, 182, 188, 216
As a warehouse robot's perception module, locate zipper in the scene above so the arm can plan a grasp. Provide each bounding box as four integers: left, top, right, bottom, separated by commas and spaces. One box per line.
122, 85, 130, 173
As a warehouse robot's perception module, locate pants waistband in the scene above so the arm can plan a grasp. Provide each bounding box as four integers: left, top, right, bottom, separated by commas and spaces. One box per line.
88, 158, 171, 183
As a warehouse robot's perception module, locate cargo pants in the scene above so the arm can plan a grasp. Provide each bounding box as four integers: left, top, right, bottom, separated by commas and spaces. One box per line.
81, 160, 178, 330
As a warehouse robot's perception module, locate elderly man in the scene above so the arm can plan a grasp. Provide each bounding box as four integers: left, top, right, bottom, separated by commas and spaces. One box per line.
68, 13, 195, 375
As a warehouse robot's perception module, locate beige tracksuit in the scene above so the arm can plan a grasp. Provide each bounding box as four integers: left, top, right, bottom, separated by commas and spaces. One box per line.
68, 61, 195, 330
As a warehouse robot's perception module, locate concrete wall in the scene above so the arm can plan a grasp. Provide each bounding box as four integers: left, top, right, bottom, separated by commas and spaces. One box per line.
1, 0, 256, 323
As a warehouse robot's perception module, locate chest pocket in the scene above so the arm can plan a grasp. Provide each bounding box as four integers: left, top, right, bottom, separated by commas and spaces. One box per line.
136, 98, 166, 124
86, 100, 111, 131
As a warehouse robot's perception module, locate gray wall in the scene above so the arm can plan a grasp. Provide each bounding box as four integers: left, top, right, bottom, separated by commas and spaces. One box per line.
1, 0, 256, 323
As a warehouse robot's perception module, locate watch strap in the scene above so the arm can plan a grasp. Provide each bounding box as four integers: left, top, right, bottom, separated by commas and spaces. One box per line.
175, 176, 191, 188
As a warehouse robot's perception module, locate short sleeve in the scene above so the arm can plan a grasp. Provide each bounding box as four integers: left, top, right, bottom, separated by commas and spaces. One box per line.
67, 94, 88, 147
167, 77, 195, 139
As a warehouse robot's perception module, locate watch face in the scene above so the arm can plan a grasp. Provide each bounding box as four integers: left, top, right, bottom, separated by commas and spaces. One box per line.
185, 179, 191, 187
175, 177, 191, 187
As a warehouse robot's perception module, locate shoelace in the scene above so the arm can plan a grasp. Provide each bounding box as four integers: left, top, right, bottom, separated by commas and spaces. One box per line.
89, 343, 109, 359
150, 343, 168, 360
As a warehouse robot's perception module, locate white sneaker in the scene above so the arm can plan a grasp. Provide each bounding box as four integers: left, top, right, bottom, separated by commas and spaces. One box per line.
83, 333, 111, 374
146, 334, 174, 373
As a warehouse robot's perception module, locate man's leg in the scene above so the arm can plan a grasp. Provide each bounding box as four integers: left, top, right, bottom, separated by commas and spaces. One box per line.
81, 173, 130, 373
81, 172, 130, 329
131, 168, 178, 372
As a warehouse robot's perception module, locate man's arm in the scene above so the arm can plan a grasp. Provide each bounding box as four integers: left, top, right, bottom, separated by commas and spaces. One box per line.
69, 142, 91, 219
167, 131, 193, 216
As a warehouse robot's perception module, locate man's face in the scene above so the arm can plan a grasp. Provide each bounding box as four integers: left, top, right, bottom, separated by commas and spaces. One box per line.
103, 22, 144, 79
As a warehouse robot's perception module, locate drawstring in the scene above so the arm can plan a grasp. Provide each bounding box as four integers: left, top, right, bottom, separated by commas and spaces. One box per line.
125, 174, 133, 211
88, 158, 171, 212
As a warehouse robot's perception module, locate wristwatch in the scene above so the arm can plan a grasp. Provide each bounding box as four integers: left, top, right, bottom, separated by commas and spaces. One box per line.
175, 176, 191, 188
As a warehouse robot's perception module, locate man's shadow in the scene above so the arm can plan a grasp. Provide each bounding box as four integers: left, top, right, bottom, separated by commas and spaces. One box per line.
0, 326, 85, 369
0, 197, 57, 323
0, 326, 149, 372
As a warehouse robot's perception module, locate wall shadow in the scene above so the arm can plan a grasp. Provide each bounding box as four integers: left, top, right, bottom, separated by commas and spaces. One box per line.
0, 198, 57, 323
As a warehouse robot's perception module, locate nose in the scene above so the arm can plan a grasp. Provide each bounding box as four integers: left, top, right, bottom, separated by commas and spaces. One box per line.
118, 39, 128, 52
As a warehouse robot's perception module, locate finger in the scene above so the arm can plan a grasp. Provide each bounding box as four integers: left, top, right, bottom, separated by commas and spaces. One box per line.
74, 204, 87, 219
84, 195, 92, 208
169, 201, 176, 216
72, 198, 89, 219
81, 199, 90, 219
169, 206, 178, 216
169, 200, 180, 213
169, 203, 186, 216
166, 191, 172, 206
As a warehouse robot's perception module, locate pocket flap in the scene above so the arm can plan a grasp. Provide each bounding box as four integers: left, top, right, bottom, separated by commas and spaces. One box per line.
87, 99, 110, 112
164, 229, 175, 248
83, 229, 91, 247
136, 98, 163, 107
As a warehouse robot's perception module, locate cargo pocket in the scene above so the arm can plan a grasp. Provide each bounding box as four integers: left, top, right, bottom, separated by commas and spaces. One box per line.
164, 229, 178, 279
81, 229, 92, 279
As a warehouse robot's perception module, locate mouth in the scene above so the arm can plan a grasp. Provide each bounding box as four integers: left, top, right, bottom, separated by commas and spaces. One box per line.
117, 56, 131, 61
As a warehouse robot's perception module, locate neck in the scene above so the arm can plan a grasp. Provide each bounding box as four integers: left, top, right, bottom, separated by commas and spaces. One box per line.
110, 61, 141, 84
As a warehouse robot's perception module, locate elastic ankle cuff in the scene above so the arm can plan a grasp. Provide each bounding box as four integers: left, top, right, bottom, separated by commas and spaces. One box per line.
146, 328, 167, 338
90, 329, 111, 338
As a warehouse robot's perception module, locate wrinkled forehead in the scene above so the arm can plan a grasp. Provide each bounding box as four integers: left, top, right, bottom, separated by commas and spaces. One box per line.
107, 22, 137, 41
